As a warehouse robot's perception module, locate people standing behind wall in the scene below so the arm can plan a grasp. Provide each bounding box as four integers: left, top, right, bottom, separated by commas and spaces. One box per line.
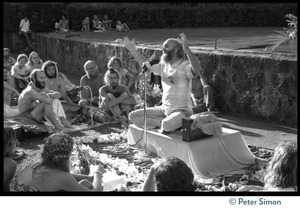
11, 54, 31, 93
26, 51, 43, 73
79, 60, 104, 107
107, 56, 135, 94
55, 15, 69, 32
19, 13, 35, 49
115, 20, 130, 32
92, 15, 105, 32
102, 14, 114, 31
82, 16, 90, 32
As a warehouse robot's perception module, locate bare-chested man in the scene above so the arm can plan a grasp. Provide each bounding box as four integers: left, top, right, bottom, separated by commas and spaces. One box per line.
18, 69, 72, 131
99, 68, 136, 127
79, 60, 104, 107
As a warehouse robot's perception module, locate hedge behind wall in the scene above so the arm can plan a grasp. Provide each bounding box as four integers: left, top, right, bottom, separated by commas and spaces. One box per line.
3, 2, 298, 33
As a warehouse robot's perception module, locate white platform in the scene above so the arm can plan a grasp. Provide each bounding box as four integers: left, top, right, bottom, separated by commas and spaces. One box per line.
126, 124, 257, 179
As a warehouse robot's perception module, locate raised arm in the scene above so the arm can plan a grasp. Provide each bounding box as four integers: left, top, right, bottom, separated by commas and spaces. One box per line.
123, 37, 149, 66
177, 33, 203, 77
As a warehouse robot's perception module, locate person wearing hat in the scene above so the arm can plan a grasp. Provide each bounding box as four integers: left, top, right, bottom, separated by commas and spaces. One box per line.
17, 133, 106, 191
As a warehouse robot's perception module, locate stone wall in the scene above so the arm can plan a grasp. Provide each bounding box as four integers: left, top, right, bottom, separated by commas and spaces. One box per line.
34, 34, 297, 127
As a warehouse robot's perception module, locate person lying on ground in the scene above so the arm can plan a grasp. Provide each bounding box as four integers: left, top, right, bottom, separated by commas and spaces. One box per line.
191, 72, 215, 113
11, 54, 31, 93
19, 13, 35, 49
124, 33, 202, 133
79, 60, 104, 107
17, 133, 106, 191
237, 140, 297, 192
18, 69, 72, 132
102, 14, 114, 31
143, 156, 197, 192
115, 20, 130, 32
107, 56, 135, 93
92, 15, 105, 32
26, 51, 43, 73
82, 16, 90, 32
99, 68, 136, 128
3, 127, 20, 192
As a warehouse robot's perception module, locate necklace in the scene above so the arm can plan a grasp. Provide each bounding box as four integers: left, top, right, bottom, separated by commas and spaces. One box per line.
48, 78, 55, 86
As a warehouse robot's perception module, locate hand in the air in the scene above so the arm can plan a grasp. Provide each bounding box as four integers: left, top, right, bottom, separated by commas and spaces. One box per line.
177, 33, 189, 51
123, 37, 136, 50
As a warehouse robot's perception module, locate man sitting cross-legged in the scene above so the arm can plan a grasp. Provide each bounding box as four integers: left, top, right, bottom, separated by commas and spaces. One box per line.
18, 69, 72, 132
79, 60, 104, 107
99, 68, 136, 128
42, 60, 82, 119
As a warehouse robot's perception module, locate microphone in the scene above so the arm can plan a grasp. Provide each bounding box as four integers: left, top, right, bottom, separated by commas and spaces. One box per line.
140, 58, 160, 75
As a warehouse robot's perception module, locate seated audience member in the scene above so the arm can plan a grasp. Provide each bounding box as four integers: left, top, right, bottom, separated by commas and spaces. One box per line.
42, 60, 82, 118
237, 141, 297, 192
102, 14, 114, 31
79, 60, 104, 107
19, 13, 35, 49
191, 72, 215, 113
82, 16, 90, 31
58, 72, 83, 103
42, 60, 74, 104
3, 127, 20, 192
4, 48, 16, 71
27, 51, 43, 73
57, 15, 69, 33
99, 68, 136, 127
107, 56, 135, 93
4, 81, 20, 106
18, 69, 72, 131
17, 133, 106, 191
115, 20, 130, 32
92, 15, 105, 32
4, 48, 17, 104
11, 54, 31, 93
143, 156, 196, 192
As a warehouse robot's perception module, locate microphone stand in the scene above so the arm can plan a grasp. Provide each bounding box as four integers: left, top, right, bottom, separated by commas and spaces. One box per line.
136, 70, 155, 159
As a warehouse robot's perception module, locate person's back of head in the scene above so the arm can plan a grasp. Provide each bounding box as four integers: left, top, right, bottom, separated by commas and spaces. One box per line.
155, 156, 195, 192
264, 140, 297, 189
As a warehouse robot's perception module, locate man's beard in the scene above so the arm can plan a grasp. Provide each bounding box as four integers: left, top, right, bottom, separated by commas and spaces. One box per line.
110, 82, 118, 89
35, 79, 46, 89
161, 49, 176, 64
45, 72, 56, 79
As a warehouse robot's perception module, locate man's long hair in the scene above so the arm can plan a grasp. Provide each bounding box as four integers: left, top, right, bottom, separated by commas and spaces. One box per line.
264, 141, 297, 189
28, 51, 43, 66
107, 56, 122, 69
155, 156, 195, 192
104, 67, 120, 85
41, 60, 59, 78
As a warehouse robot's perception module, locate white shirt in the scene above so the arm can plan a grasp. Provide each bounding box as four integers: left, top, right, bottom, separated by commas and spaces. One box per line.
20, 19, 30, 32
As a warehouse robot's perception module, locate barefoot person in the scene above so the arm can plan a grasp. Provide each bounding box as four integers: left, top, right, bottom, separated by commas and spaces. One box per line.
99, 68, 136, 127
18, 69, 72, 131
124, 33, 202, 133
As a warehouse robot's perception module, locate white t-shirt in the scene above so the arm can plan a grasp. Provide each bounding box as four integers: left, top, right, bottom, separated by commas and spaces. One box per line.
20, 19, 30, 32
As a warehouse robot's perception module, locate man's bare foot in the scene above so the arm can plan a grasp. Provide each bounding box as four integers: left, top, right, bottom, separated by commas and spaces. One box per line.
60, 117, 74, 128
